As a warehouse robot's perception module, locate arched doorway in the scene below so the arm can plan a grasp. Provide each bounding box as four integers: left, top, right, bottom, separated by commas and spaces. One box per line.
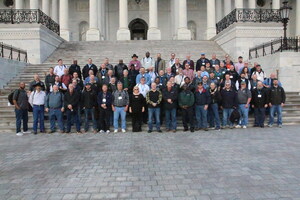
79, 21, 89, 41
128, 18, 148, 40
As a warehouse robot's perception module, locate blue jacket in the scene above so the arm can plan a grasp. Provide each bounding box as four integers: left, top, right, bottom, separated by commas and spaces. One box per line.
194, 89, 211, 106
136, 73, 151, 86
97, 91, 112, 108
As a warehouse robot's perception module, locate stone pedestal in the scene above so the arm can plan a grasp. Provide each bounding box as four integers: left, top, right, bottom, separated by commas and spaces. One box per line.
60, 30, 71, 41
117, 29, 130, 40
147, 28, 161, 40
177, 28, 191, 40
86, 29, 101, 41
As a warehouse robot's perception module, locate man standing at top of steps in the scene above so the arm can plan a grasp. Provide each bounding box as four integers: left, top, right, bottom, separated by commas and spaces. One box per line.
82, 58, 98, 80
13, 82, 30, 136
54, 59, 68, 77
141, 52, 155, 70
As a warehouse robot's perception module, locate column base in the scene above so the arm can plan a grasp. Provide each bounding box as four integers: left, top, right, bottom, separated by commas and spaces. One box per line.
117, 28, 130, 40
60, 30, 71, 41
86, 29, 101, 41
177, 28, 191, 40
147, 28, 161, 40
206, 27, 216, 40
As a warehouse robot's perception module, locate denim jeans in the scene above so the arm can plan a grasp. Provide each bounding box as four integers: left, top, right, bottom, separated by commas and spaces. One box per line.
208, 103, 221, 128
33, 105, 45, 132
148, 108, 160, 131
165, 108, 177, 130
15, 109, 28, 133
222, 108, 233, 127
113, 107, 126, 130
195, 105, 208, 129
84, 108, 97, 131
66, 109, 81, 132
254, 107, 266, 126
269, 105, 282, 125
49, 108, 64, 131
238, 104, 249, 126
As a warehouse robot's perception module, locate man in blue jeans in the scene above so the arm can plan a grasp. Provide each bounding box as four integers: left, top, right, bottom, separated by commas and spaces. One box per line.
13, 82, 30, 136
194, 82, 211, 131
236, 81, 252, 129
81, 83, 97, 133
146, 83, 162, 133
220, 82, 238, 129
29, 83, 46, 134
162, 81, 178, 132
112, 82, 129, 133
45, 85, 64, 133
268, 79, 286, 128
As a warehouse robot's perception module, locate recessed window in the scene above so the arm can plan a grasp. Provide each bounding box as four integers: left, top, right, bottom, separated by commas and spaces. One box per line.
3, 0, 14, 7
257, 0, 266, 7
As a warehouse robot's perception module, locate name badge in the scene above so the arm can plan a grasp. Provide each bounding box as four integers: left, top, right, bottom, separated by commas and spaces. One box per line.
118, 96, 122, 100
230, 76, 233, 78
222, 71, 225, 74
202, 63, 205, 65
213, 65, 216, 67
217, 77, 220, 79
102, 76, 105, 79
258, 94, 262, 98
103, 98, 106, 103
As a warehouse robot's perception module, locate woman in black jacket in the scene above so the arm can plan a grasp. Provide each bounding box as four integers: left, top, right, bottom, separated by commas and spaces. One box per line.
129, 86, 145, 132
208, 82, 222, 130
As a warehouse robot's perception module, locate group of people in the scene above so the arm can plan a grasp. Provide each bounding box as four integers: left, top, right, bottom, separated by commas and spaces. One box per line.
12, 52, 286, 136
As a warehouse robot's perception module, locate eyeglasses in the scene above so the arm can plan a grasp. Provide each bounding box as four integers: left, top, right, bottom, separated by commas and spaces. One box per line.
134, 89, 139, 90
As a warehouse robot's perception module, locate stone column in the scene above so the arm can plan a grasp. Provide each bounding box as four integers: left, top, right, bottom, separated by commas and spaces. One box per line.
224, 0, 232, 16
59, 0, 70, 41
117, 0, 130, 40
207, 0, 216, 39
52, 0, 59, 22
86, 0, 101, 41
248, 0, 256, 9
42, 0, 50, 15
296, 0, 300, 37
272, 0, 280, 9
177, 0, 191, 40
15, 0, 24, 9
30, 0, 39, 9
147, 0, 161, 40
216, 0, 223, 22
235, 0, 243, 8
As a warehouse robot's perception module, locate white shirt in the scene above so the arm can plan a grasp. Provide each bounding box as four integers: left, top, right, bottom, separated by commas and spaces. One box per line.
136, 83, 150, 98
148, 71, 157, 83
174, 74, 186, 87
252, 71, 266, 82
142, 57, 155, 69
169, 59, 175, 68
29, 90, 46, 106
54, 65, 68, 77
50, 82, 67, 92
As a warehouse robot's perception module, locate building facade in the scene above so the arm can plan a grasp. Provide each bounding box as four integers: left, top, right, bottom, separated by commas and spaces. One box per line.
1, 0, 300, 41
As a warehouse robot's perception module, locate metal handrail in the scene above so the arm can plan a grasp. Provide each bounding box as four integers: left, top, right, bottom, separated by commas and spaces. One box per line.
0, 42, 27, 62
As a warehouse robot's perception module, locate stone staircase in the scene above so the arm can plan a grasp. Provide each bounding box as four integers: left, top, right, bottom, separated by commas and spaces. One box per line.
0, 40, 299, 133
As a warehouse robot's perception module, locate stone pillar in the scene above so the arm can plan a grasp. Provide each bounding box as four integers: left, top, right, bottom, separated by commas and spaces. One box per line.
59, 0, 70, 41
296, 0, 300, 37
272, 0, 280, 9
117, 0, 130, 40
52, 0, 59, 22
15, 0, 24, 9
235, 0, 243, 8
147, 0, 161, 40
224, 0, 232, 15
86, 0, 101, 41
30, 0, 39, 9
248, 0, 256, 9
216, 0, 223, 22
42, 0, 50, 15
207, 0, 216, 39
177, 0, 191, 40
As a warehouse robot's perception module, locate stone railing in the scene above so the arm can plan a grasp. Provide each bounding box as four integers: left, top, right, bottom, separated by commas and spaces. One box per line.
0, 9, 60, 35
249, 37, 300, 59
0, 42, 27, 62
216, 8, 281, 34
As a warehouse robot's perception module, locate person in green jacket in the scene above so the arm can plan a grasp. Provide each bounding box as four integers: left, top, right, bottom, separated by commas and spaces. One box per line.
178, 84, 195, 132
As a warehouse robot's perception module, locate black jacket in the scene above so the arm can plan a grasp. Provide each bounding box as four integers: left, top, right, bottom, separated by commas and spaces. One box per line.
82, 64, 98, 80
69, 64, 82, 79
220, 89, 238, 109
251, 88, 268, 108
209, 89, 221, 104
81, 89, 97, 109
97, 91, 112, 109
162, 87, 178, 110
268, 86, 286, 105
45, 74, 56, 92
194, 89, 211, 105
129, 93, 145, 113
196, 58, 210, 71
64, 90, 80, 110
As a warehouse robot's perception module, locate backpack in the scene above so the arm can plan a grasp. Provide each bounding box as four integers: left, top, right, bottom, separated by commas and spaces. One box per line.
8, 89, 20, 105
230, 108, 240, 123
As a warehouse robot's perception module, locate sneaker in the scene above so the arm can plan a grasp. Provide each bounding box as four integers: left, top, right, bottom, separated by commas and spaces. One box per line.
122, 129, 126, 133
278, 124, 282, 128
190, 129, 194, 132
33, 132, 37, 135
157, 129, 162, 133
22, 131, 31, 134
106, 130, 110, 133
148, 130, 152, 133
99, 130, 105, 133
114, 129, 118, 133
235, 125, 241, 128
230, 126, 234, 129
204, 128, 208, 131
47, 130, 55, 134
16, 132, 23, 136
183, 128, 188, 132
215, 128, 221, 131
242, 126, 247, 129
268, 124, 273, 128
